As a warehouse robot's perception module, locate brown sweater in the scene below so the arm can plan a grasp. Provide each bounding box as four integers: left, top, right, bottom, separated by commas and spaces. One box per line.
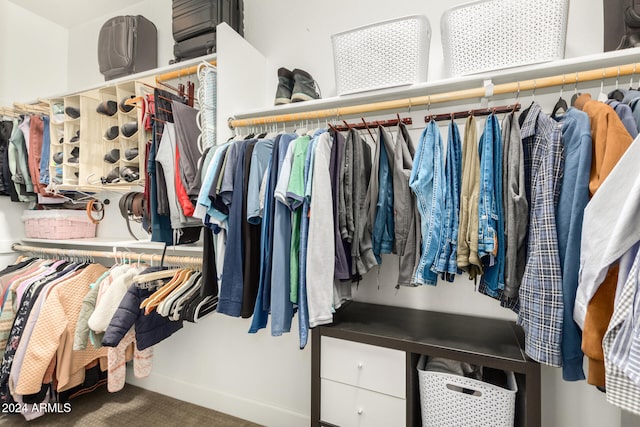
16, 264, 108, 395
575, 93, 633, 386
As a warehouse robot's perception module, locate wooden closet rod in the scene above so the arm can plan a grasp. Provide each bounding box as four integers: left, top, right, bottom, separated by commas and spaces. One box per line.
228, 61, 640, 129
12, 243, 203, 267
155, 60, 217, 83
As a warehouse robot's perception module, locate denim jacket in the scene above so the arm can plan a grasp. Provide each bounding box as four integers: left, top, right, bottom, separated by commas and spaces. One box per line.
478, 114, 505, 299
410, 121, 445, 286
433, 121, 462, 281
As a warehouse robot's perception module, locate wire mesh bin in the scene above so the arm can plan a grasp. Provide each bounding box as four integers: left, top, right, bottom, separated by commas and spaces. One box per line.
441, 0, 569, 76
417, 355, 517, 427
22, 210, 97, 240
331, 15, 431, 95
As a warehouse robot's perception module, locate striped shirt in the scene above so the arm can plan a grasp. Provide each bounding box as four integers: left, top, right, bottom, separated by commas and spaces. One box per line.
604, 247, 640, 415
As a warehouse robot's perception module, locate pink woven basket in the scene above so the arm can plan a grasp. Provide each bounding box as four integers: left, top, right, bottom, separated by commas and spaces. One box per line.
22, 210, 96, 239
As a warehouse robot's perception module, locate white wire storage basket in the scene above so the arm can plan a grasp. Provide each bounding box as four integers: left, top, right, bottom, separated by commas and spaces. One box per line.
417, 355, 517, 427
442, 0, 569, 76
331, 15, 431, 95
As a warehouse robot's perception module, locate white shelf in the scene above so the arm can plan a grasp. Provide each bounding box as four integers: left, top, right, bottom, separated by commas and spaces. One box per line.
21, 237, 204, 254
231, 48, 640, 120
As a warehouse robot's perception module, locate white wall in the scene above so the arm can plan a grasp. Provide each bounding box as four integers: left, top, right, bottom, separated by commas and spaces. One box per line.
0, 0, 69, 268
0, 0, 69, 104
66, 0, 173, 93
244, 0, 602, 106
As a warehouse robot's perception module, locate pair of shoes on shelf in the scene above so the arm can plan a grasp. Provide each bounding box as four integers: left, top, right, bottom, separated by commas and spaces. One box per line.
96, 100, 117, 117
68, 146, 79, 164
104, 122, 138, 140
69, 130, 80, 143
104, 148, 120, 164
104, 148, 136, 163
101, 166, 139, 184
274, 68, 321, 105
102, 167, 120, 184
96, 96, 136, 116
121, 166, 139, 182
104, 126, 119, 140
65, 106, 80, 119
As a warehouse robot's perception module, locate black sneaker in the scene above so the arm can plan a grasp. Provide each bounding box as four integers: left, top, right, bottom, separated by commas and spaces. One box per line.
104, 126, 119, 141
119, 96, 135, 113
120, 166, 140, 182
102, 167, 120, 184
274, 67, 294, 105
124, 147, 139, 161
104, 149, 120, 164
96, 100, 117, 116
70, 130, 80, 143
65, 106, 80, 119
121, 121, 138, 138
70, 146, 79, 158
291, 69, 321, 103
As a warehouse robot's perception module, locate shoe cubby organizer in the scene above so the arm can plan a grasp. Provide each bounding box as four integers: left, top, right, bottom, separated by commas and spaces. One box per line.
47, 79, 151, 190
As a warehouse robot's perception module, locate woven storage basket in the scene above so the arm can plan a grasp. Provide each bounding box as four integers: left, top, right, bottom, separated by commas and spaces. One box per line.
331, 15, 431, 95
22, 210, 96, 239
442, 0, 569, 76
417, 355, 517, 427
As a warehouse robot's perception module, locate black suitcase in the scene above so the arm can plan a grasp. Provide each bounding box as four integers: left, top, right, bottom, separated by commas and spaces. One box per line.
173, 31, 217, 62
172, 0, 218, 42
98, 15, 157, 81
171, 0, 243, 62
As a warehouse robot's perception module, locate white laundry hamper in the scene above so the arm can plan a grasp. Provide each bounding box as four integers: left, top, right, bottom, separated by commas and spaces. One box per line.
417, 355, 517, 427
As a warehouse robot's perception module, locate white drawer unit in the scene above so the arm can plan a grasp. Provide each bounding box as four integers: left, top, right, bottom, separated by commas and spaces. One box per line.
321, 336, 405, 398
321, 378, 406, 427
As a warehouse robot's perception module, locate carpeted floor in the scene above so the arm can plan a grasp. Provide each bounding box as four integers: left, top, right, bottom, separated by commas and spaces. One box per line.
0, 384, 262, 426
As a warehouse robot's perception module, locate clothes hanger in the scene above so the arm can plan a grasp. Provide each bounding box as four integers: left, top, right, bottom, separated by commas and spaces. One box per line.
551, 76, 568, 119
133, 268, 181, 284
570, 72, 582, 106
608, 66, 626, 101
141, 268, 192, 312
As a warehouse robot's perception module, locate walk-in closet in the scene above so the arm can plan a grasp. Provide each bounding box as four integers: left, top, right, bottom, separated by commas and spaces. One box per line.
0, 1, 639, 426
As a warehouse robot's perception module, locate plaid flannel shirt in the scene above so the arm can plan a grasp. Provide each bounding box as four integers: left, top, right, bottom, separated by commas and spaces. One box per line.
517, 102, 565, 367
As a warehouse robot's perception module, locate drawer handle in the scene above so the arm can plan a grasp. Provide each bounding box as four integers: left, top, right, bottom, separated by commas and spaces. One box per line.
357, 362, 364, 369
357, 408, 364, 415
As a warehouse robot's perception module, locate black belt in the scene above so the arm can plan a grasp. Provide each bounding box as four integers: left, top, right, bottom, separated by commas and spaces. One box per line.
119, 191, 146, 240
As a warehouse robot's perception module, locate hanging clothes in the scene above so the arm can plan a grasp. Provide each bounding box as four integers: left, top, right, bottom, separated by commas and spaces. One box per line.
457, 116, 482, 279
410, 120, 445, 286
307, 131, 335, 327
574, 93, 634, 387
478, 114, 505, 299
372, 126, 395, 264
517, 102, 564, 367
434, 120, 462, 283
501, 112, 527, 309
171, 100, 202, 198
350, 129, 377, 277
15, 264, 108, 395
603, 246, 640, 416
553, 107, 592, 381
27, 115, 45, 195
217, 139, 252, 317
